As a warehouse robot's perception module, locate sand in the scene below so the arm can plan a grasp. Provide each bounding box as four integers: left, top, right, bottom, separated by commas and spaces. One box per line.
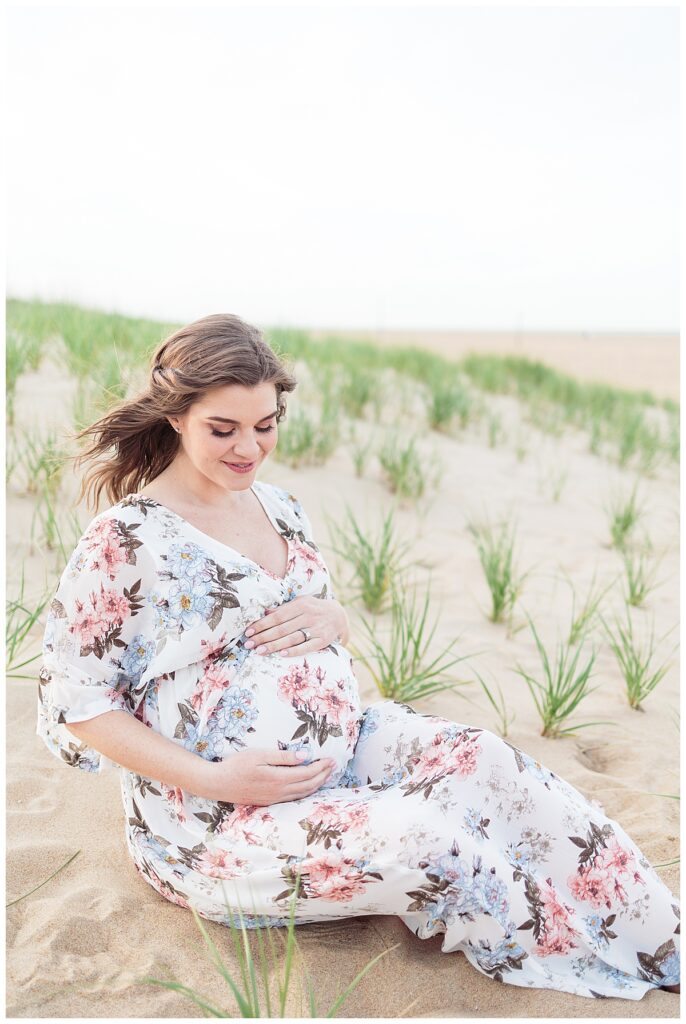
6, 331, 680, 1018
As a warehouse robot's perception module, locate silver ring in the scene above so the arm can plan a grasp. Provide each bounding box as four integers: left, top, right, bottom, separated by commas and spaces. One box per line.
299, 628, 310, 643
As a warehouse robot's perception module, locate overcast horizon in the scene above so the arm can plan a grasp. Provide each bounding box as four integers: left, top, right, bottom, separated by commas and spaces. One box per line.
7, 6, 679, 333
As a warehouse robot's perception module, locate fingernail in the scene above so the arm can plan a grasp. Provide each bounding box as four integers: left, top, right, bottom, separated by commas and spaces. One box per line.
245, 629, 254, 637
244, 640, 255, 648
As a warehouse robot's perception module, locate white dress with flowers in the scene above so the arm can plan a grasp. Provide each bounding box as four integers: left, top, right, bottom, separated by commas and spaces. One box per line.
36, 480, 680, 1000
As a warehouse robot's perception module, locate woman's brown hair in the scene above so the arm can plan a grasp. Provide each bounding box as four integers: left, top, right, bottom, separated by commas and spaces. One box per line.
70, 313, 297, 511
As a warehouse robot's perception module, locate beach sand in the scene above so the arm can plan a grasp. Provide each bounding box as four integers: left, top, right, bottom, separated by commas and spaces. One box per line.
6, 332, 680, 1017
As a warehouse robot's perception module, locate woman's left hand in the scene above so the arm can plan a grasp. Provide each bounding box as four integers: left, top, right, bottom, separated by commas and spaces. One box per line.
243, 597, 347, 657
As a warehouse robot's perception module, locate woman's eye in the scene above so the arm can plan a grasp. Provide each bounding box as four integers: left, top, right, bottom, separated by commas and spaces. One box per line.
211, 425, 275, 438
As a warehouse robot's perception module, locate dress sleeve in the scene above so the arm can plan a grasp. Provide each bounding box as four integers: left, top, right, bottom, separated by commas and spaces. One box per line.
36, 510, 157, 774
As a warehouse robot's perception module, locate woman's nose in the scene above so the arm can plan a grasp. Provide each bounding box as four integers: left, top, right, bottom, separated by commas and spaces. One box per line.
231, 438, 263, 458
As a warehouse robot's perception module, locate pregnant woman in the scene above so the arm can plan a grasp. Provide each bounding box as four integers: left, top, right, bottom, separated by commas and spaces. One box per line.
37, 314, 679, 1001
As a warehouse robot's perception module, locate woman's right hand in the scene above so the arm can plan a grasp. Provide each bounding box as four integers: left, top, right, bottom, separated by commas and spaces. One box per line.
199, 748, 337, 805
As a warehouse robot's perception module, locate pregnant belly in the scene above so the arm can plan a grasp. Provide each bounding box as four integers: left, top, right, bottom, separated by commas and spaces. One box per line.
234, 643, 363, 778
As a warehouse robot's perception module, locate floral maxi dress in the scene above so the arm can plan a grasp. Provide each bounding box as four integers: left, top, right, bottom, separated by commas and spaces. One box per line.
36, 480, 680, 1001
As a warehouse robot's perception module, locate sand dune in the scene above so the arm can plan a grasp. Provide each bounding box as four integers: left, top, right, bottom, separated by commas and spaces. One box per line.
310, 328, 679, 402
6, 333, 680, 1017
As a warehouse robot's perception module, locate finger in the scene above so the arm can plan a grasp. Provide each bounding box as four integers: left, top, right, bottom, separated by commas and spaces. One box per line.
287, 764, 335, 798
246, 606, 301, 638
267, 749, 315, 767
248, 615, 306, 644
265, 758, 327, 780
282, 637, 321, 657
252, 629, 317, 657
283, 758, 334, 784
279, 758, 333, 783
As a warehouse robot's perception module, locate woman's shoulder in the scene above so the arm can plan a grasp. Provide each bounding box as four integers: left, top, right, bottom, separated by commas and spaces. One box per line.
254, 479, 308, 524
63, 495, 159, 577
77, 493, 159, 537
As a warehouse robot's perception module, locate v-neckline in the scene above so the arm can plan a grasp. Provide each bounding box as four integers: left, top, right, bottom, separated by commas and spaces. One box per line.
128, 482, 291, 583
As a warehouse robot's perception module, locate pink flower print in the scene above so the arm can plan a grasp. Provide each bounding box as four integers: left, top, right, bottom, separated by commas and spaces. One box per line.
306, 856, 367, 902
197, 847, 248, 879
343, 803, 369, 829
200, 633, 231, 662
453, 741, 481, 777
313, 875, 368, 902
540, 879, 576, 929
345, 714, 361, 746
568, 864, 614, 909
534, 923, 578, 958
310, 681, 349, 725
191, 661, 234, 714
278, 664, 317, 706
309, 800, 343, 826
71, 607, 106, 648
534, 879, 580, 957
294, 540, 325, 582
220, 805, 274, 844
97, 585, 131, 625
83, 519, 128, 579
306, 854, 342, 885
612, 877, 629, 905
161, 783, 187, 824
597, 836, 636, 877
413, 739, 451, 780
308, 800, 368, 832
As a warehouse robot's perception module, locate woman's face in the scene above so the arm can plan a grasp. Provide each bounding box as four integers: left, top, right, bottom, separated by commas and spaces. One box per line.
169, 382, 279, 491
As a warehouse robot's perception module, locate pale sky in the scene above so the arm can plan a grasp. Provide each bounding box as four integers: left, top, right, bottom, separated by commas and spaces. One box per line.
6, 5, 680, 331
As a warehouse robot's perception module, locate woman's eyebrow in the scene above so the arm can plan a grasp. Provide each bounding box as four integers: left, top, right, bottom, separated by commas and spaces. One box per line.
206, 410, 278, 424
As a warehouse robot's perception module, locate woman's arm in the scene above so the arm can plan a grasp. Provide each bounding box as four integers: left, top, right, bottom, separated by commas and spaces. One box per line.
65, 711, 335, 804
65, 711, 214, 796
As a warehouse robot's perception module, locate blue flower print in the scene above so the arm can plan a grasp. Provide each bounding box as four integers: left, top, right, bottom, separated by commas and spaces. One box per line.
471, 935, 528, 973
221, 912, 291, 929
471, 869, 511, 928
463, 806, 486, 842
517, 751, 556, 785
430, 851, 470, 888
658, 949, 680, 986
505, 840, 534, 873
595, 960, 634, 990
584, 913, 610, 949
168, 577, 215, 630
182, 721, 225, 760
337, 763, 363, 788
214, 687, 259, 740
357, 707, 380, 743
120, 634, 156, 682
136, 833, 190, 874
211, 639, 253, 672
148, 590, 175, 631
166, 542, 209, 579
380, 764, 412, 787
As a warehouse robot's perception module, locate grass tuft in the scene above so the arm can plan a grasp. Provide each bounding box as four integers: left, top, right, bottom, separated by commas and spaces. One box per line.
513, 613, 607, 738
350, 579, 472, 703
600, 609, 677, 711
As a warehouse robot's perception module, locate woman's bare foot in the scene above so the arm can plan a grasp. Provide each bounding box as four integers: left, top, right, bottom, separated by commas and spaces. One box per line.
661, 983, 680, 994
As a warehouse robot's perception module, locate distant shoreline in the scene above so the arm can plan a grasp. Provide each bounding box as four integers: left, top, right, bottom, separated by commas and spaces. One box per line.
308, 328, 680, 402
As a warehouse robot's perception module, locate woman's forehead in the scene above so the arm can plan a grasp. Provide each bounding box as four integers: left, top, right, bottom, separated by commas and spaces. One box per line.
192, 382, 277, 418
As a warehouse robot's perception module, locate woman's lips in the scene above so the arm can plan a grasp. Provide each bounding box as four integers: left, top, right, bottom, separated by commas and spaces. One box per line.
222, 461, 255, 473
